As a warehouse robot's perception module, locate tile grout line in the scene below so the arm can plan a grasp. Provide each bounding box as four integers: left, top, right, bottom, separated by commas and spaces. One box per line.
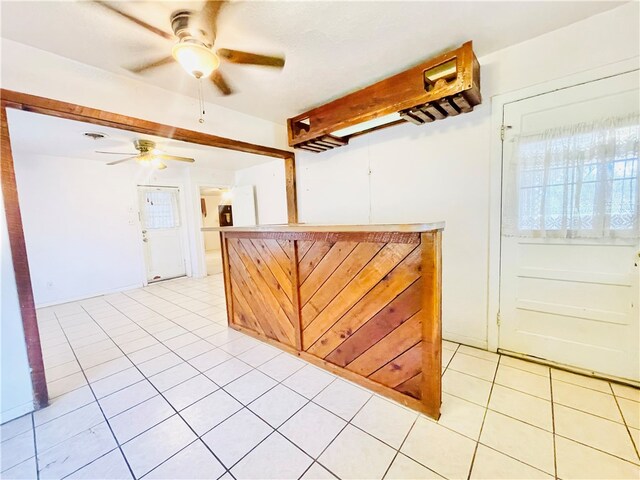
44, 308, 614, 478
37, 276, 640, 479
609, 382, 640, 462
550, 367, 558, 479
466, 354, 502, 480
79, 301, 234, 479
51, 291, 557, 476
379, 414, 421, 480
50, 310, 137, 480
89, 287, 344, 477
137, 351, 322, 478
31, 413, 40, 480
300, 383, 376, 480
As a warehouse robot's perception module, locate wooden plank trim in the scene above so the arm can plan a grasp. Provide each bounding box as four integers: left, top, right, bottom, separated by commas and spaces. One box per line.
299, 241, 358, 306
324, 278, 422, 367
284, 157, 298, 223
287, 41, 479, 146
1, 105, 48, 408
239, 239, 294, 316
420, 231, 442, 419
301, 242, 385, 328
223, 231, 421, 244
368, 341, 422, 388
298, 241, 334, 284
227, 240, 295, 345
261, 239, 292, 276
345, 311, 422, 377
249, 239, 293, 301
1, 90, 293, 160
290, 240, 303, 350
303, 242, 418, 349
220, 233, 234, 327
306, 246, 422, 358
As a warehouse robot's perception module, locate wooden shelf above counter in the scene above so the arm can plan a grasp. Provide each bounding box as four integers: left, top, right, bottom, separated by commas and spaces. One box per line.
286, 41, 481, 153
207, 223, 444, 419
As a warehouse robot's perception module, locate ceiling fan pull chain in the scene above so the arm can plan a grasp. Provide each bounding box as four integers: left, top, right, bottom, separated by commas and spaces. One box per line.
197, 79, 206, 124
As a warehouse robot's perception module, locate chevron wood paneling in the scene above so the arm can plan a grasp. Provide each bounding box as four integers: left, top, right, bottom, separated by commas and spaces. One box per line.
221, 228, 442, 419
227, 237, 296, 347
300, 240, 424, 400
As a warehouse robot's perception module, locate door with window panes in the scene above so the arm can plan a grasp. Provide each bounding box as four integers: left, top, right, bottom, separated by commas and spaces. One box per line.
500, 71, 639, 381
139, 186, 186, 282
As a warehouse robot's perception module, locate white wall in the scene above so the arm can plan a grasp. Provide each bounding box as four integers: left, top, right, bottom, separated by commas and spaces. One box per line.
13, 153, 143, 305
11, 150, 234, 306
0, 39, 289, 151
1, 186, 34, 423
234, 160, 288, 225
296, 3, 640, 348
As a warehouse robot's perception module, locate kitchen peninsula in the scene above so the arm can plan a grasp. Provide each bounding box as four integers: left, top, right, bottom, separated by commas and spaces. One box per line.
202, 223, 444, 419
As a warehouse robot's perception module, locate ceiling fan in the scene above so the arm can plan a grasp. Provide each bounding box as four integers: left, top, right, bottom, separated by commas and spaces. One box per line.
94, 0, 285, 95
98, 139, 195, 170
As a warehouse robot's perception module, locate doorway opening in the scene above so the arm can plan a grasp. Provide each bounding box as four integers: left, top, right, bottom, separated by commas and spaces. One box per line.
200, 186, 232, 275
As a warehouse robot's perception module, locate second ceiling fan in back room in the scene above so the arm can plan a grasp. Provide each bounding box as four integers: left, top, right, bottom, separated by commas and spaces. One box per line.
98, 139, 195, 170
94, 0, 285, 118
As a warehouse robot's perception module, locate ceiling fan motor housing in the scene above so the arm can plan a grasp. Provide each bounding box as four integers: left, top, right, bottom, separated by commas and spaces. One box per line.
134, 139, 156, 153
171, 10, 212, 47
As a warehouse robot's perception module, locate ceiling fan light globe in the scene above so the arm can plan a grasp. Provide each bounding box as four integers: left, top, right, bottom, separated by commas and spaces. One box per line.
172, 42, 219, 79
136, 153, 152, 165
151, 157, 164, 168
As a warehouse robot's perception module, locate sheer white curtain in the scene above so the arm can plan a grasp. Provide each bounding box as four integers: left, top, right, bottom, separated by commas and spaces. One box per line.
503, 113, 640, 239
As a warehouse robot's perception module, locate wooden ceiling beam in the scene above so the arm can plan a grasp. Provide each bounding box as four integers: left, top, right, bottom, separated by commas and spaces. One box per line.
1, 89, 294, 160
287, 41, 481, 151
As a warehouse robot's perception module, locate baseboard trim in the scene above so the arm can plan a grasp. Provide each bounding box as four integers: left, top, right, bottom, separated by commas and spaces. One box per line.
1, 401, 34, 425
443, 331, 489, 351
35, 283, 144, 309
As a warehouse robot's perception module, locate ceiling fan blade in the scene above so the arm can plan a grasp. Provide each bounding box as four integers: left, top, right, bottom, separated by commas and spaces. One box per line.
106, 156, 138, 166
210, 70, 233, 95
198, 1, 226, 39
93, 1, 174, 41
128, 56, 175, 74
155, 154, 195, 163
217, 49, 285, 68
95, 151, 138, 155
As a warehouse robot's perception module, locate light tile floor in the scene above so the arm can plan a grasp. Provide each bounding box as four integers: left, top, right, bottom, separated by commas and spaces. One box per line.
1, 275, 639, 480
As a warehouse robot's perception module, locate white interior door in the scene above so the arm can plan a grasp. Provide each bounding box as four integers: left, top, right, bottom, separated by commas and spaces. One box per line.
139, 186, 186, 283
231, 185, 257, 226
500, 71, 639, 381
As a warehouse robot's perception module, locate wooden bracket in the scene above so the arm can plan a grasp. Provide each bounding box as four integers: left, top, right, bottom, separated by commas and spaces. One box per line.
287, 41, 481, 152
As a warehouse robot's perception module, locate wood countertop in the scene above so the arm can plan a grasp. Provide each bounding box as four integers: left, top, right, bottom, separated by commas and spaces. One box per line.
202, 222, 445, 233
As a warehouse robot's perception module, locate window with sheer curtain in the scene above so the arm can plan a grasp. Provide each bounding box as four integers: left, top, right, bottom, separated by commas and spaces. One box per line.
503, 113, 640, 239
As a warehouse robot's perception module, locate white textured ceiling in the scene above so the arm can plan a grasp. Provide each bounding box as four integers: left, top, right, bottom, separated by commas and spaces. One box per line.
6, 108, 273, 171
0, 1, 624, 123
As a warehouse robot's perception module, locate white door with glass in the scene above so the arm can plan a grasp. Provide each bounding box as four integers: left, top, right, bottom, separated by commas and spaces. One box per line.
139, 186, 186, 283
500, 70, 639, 381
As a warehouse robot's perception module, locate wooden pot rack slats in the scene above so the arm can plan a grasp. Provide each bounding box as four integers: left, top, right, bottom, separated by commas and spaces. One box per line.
287, 41, 481, 152
216, 225, 443, 419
